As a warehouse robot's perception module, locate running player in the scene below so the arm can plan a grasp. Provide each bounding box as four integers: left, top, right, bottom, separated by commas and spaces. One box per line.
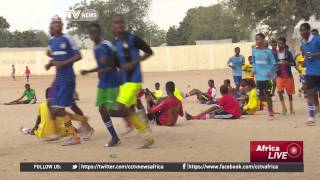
252, 33, 277, 120
275, 37, 295, 115
300, 23, 320, 125
109, 14, 154, 148
45, 16, 84, 145
227, 47, 245, 89
80, 23, 120, 147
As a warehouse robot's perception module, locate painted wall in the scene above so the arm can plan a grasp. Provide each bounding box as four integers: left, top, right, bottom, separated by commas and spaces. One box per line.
0, 43, 254, 77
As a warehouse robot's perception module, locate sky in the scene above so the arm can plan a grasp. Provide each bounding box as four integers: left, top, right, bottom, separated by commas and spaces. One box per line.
0, 0, 216, 32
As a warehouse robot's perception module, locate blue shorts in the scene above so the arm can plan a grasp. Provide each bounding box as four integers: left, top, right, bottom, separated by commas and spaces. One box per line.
51, 81, 75, 108
233, 76, 242, 88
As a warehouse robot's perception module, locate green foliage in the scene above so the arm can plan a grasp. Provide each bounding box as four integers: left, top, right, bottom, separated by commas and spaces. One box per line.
228, 0, 320, 38
166, 4, 250, 46
0, 17, 48, 47
67, 0, 166, 46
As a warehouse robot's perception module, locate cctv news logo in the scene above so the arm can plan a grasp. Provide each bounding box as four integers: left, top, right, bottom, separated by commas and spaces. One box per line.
250, 141, 303, 162
66, 9, 99, 21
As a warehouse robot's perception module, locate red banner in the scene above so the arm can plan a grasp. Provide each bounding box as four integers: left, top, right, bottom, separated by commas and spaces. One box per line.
250, 141, 303, 162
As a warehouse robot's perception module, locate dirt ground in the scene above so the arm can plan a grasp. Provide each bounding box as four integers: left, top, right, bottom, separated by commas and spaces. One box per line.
0, 69, 319, 180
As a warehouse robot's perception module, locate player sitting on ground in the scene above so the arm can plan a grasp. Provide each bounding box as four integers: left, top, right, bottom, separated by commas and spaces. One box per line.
185, 85, 241, 120
153, 82, 163, 100
237, 79, 249, 107
223, 79, 237, 97
5, 84, 37, 105
147, 81, 183, 126
242, 80, 260, 115
184, 79, 216, 104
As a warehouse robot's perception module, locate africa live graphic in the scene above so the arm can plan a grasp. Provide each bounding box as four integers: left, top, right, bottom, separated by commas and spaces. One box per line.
250, 141, 303, 162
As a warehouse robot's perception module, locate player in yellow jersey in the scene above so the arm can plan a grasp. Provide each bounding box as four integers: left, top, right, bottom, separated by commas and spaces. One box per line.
243, 56, 254, 80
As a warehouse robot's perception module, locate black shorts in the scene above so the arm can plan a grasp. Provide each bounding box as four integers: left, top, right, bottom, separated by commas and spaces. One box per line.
256, 80, 273, 98
305, 75, 320, 91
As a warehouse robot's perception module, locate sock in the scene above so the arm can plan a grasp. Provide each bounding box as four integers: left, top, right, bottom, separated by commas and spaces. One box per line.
128, 113, 148, 133
316, 105, 320, 113
56, 115, 79, 140
102, 114, 118, 140
259, 101, 264, 111
308, 103, 315, 119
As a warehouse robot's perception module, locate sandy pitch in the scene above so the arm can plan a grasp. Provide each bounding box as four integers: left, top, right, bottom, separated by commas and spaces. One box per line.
0, 69, 319, 180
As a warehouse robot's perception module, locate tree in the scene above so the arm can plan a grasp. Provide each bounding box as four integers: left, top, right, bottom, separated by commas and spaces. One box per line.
67, 0, 158, 43
228, 0, 320, 44
166, 4, 251, 46
0, 16, 10, 30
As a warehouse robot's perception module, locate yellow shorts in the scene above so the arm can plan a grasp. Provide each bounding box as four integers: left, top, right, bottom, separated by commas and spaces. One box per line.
117, 82, 142, 108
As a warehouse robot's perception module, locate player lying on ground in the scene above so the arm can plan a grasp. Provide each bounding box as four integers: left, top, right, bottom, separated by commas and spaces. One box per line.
20, 87, 88, 139
184, 79, 216, 104
185, 85, 241, 120
5, 84, 37, 105
147, 81, 183, 126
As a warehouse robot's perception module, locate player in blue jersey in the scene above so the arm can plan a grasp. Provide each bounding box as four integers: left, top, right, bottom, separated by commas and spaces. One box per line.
252, 33, 277, 120
300, 23, 320, 125
227, 47, 245, 90
80, 23, 121, 147
45, 16, 86, 145
108, 14, 154, 148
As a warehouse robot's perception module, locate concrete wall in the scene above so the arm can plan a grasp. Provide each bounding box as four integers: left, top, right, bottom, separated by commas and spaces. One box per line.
0, 43, 254, 77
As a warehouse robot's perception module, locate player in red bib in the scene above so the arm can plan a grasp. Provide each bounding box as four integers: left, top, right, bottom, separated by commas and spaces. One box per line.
185, 85, 241, 120
25, 66, 31, 82
147, 81, 183, 126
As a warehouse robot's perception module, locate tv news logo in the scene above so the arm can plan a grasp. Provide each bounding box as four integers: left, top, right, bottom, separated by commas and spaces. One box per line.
250, 141, 303, 162
66, 9, 99, 21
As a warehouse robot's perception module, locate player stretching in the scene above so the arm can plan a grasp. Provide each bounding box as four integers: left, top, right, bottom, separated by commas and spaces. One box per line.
300, 23, 320, 125
109, 14, 154, 148
80, 23, 120, 147
252, 33, 277, 120
45, 16, 83, 145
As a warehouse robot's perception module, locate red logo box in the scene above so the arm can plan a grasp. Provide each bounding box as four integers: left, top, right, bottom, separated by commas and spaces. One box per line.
250, 141, 303, 162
